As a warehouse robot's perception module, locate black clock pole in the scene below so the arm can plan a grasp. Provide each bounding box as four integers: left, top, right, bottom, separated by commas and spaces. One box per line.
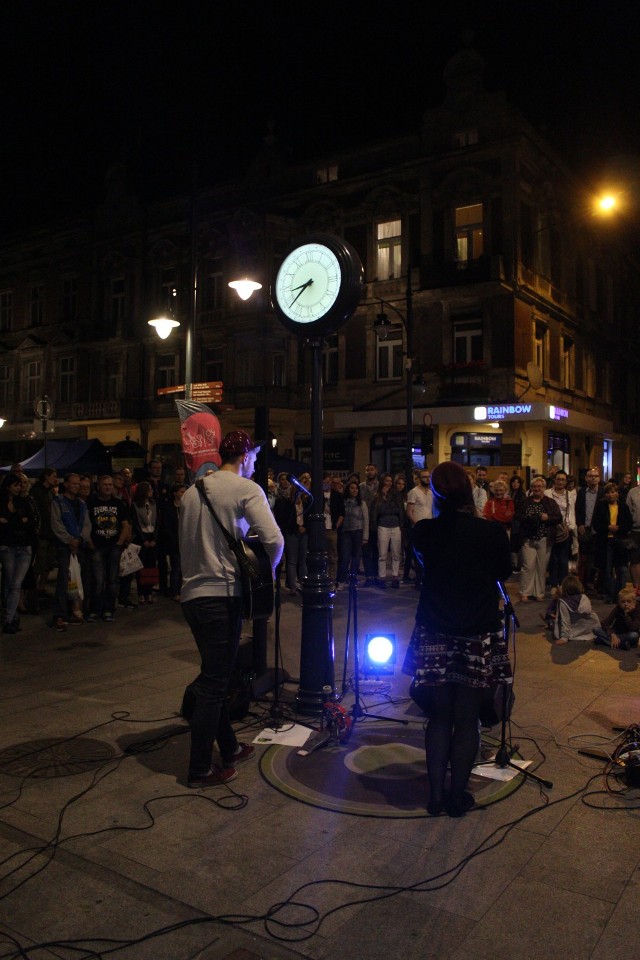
296, 336, 336, 716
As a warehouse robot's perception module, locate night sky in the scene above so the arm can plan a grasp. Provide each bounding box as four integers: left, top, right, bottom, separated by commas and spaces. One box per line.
2, 1, 639, 231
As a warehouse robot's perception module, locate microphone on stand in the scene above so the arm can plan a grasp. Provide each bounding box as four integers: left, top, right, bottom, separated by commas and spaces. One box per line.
287, 474, 314, 503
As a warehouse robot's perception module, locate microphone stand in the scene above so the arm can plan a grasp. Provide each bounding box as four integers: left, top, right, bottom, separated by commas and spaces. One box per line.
340, 572, 408, 729
479, 580, 553, 789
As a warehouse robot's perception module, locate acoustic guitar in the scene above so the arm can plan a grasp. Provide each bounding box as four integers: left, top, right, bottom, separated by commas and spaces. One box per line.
238, 535, 274, 621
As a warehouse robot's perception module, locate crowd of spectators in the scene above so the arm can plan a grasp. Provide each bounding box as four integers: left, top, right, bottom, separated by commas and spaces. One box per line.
1, 455, 637, 635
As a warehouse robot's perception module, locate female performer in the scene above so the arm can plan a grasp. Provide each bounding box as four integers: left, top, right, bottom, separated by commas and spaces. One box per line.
409, 461, 512, 817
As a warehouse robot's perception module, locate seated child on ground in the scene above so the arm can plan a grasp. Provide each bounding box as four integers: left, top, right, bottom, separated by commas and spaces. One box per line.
552, 574, 601, 646
593, 587, 640, 649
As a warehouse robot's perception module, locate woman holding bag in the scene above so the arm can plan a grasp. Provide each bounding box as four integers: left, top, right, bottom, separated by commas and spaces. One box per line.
129, 482, 161, 604
515, 476, 562, 602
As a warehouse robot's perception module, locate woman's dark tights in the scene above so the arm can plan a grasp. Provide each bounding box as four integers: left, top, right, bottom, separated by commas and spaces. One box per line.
424, 683, 483, 811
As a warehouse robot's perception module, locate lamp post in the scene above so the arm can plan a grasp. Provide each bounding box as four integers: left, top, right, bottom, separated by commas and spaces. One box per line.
373, 271, 416, 486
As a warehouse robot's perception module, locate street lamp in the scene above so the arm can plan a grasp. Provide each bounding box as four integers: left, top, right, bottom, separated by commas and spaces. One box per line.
149, 258, 246, 400
372, 271, 416, 486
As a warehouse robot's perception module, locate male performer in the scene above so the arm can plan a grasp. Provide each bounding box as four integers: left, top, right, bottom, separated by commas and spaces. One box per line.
179, 430, 284, 788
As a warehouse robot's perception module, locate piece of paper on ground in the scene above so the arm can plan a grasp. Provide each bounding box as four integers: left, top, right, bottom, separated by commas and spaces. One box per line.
472, 758, 533, 782
253, 723, 313, 747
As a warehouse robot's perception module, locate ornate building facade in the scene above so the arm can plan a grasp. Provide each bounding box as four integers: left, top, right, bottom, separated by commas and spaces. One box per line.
1, 47, 638, 480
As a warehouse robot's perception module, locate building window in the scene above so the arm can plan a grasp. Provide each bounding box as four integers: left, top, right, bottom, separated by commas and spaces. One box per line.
562, 336, 574, 390
376, 327, 403, 381
0, 292, 13, 332
534, 322, 547, 378
455, 203, 484, 264
376, 220, 402, 280
453, 319, 483, 363
160, 269, 177, 312
24, 360, 41, 402
30, 284, 44, 327
58, 356, 76, 403
156, 353, 178, 390
316, 163, 338, 184
584, 351, 596, 397
321, 335, 338, 385
272, 352, 286, 387
105, 358, 122, 400
111, 277, 125, 323
0, 364, 12, 407
453, 129, 478, 148
62, 276, 78, 322
236, 351, 257, 387
205, 346, 224, 383
200, 261, 224, 319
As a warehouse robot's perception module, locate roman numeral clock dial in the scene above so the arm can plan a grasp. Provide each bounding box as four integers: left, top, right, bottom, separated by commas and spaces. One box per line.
272, 235, 364, 337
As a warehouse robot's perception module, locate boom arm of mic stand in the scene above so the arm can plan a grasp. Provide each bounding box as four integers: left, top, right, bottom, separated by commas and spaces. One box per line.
498, 580, 520, 629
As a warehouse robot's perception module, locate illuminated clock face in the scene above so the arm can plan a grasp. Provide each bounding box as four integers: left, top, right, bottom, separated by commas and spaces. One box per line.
275, 242, 342, 323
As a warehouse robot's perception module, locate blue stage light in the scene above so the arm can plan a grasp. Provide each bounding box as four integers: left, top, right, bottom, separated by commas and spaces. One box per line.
363, 633, 396, 675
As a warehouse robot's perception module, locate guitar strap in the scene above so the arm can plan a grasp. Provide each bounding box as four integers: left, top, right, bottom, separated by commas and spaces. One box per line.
195, 478, 259, 582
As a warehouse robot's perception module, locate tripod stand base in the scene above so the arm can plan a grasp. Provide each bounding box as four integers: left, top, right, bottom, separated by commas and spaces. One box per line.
251, 667, 291, 700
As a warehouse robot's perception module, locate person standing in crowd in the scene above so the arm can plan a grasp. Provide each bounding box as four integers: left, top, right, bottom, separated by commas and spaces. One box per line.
129, 481, 160, 605
393, 472, 411, 582
78, 475, 93, 501
179, 430, 283, 788
359, 463, 379, 588
472, 466, 489, 514
162, 483, 187, 601
50, 473, 92, 631
507, 475, 526, 570
516, 475, 562, 602
30, 468, 58, 596
323, 475, 344, 587
86, 475, 130, 622
371, 472, 404, 589
273, 473, 310, 595
119, 467, 134, 504
576, 468, 604, 590
336, 479, 368, 588
482, 478, 514, 531
617, 471, 635, 505
16, 473, 39, 615
625, 478, 640, 594
546, 470, 576, 594
591, 482, 632, 603
0, 474, 39, 634
407, 461, 512, 817
406, 468, 433, 587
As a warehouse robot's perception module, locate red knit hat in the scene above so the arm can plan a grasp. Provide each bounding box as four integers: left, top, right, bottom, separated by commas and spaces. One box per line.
219, 430, 262, 459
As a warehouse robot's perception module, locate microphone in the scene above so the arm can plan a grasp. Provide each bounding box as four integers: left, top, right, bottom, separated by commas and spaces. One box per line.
287, 474, 313, 501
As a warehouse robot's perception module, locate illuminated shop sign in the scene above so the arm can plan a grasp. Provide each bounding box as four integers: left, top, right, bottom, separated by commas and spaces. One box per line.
548, 405, 569, 420
473, 403, 570, 422
474, 404, 532, 421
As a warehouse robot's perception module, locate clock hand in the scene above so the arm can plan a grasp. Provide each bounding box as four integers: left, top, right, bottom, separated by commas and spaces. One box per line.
288, 278, 313, 307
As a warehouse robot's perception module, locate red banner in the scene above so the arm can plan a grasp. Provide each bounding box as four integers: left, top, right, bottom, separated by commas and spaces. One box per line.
175, 400, 222, 478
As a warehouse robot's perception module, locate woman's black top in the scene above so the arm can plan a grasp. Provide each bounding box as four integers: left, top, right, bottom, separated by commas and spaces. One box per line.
413, 511, 511, 636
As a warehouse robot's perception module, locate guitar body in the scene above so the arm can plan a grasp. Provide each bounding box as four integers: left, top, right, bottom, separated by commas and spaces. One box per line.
239, 536, 274, 620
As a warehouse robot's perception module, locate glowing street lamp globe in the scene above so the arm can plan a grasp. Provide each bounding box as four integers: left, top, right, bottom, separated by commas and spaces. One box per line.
228, 278, 262, 301
148, 316, 180, 339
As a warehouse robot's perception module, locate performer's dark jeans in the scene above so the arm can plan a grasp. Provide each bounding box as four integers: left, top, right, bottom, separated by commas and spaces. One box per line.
182, 596, 242, 777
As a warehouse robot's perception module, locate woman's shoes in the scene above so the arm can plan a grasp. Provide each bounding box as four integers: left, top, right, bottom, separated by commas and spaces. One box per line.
445, 791, 476, 818
518, 595, 530, 603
